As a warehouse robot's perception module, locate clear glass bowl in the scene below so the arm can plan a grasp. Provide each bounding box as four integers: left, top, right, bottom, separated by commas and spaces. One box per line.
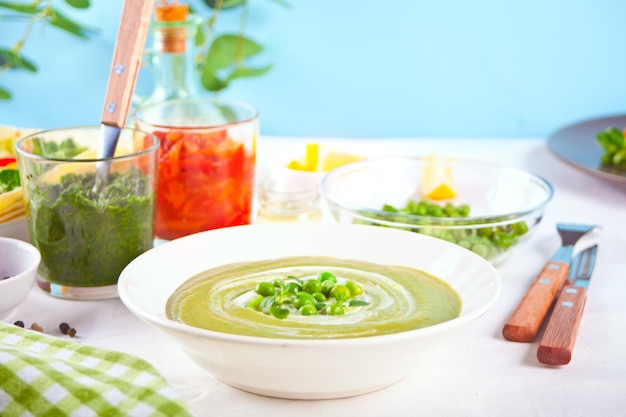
321, 157, 554, 264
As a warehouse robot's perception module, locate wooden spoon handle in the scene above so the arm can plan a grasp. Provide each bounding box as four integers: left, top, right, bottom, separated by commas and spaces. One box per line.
101, 0, 155, 128
502, 260, 569, 342
537, 285, 586, 365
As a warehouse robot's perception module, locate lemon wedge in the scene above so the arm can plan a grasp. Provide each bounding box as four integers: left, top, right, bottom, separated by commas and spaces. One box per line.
321, 150, 364, 171
287, 143, 319, 171
419, 154, 457, 200
287, 143, 363, 172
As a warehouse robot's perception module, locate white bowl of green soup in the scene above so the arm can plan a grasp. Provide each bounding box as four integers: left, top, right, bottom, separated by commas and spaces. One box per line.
118, 223, 501, 399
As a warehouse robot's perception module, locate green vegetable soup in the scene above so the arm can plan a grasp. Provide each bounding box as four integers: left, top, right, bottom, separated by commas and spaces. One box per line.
166, 256, 462, 339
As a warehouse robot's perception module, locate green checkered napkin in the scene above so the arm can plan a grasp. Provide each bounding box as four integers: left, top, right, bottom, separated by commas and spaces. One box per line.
0, 322, 194, 417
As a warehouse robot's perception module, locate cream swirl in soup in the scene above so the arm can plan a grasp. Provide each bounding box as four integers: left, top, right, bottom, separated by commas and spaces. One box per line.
166, 256, 462, 339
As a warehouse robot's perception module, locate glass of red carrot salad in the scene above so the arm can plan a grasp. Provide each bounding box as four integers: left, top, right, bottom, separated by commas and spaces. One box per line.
134, 98, 257, 240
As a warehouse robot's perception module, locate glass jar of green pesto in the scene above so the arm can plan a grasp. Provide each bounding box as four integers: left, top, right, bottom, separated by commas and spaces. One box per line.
16, 126, 159, 300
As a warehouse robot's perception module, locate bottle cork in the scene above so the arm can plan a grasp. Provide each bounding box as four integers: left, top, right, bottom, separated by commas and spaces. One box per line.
155, 1, 190, 53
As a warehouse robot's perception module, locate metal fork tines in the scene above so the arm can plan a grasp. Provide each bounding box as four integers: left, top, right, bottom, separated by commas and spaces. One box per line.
568, 245, 598, 289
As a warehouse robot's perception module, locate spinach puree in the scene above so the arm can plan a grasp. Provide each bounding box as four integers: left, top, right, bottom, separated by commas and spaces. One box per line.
27, 170, 154, 287
166, 256, 462, 339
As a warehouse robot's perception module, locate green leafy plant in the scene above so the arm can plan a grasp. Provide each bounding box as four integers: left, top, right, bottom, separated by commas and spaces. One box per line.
597, 127, 626, 170
0, 0, 285, 101
0, 0, 93, 100
197, 0, 288, 93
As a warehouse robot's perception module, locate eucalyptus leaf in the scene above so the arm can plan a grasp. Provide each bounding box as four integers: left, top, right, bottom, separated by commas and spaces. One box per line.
264, 0, 291, 8
0, 49, 37, 72
226, 64, 272, 82
348, 300, 370, 307
0, 1, 94, 102
200, 68, 229, 92
0, 2, 92, 37
195, 25, 207, 48
0, 87, 11, 100
0, 1, 38, 14
205, 34, 264, 70
48, 8, 91, 38
203, 0, 245, 10
65, 0, 90, 9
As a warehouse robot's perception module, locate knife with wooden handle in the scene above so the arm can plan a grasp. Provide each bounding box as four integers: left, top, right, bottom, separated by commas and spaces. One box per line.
502, 223, 595, 342
502, 258, 570, 342
101, 0, 154, 136
537, 244, 598, 365
95, 0, 154, 191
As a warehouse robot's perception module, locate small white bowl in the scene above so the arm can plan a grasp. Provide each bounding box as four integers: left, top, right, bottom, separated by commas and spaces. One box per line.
119, 223, 501, 399
0, 237, 41, 320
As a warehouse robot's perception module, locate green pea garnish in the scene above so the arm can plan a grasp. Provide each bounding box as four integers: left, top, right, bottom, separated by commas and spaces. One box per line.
247, 295, 264, 311
318, 272, 337, 283
321, 279, 335, 296
298, 304, 318, 316
328, 303, 345, 316
293, 292, 316, 309
313, 292, 327, 302
302, 279, 322, 294
330, 284, 351, 303
255, 281, 275, 297
344, 280, 363, 296
246, 272, 370, 319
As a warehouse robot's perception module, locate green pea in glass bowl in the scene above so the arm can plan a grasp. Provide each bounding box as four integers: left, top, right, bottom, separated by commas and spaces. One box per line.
321, 156, 554, 265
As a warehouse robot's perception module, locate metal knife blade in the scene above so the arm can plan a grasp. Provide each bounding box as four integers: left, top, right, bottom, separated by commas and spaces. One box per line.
536, 244, 598, 365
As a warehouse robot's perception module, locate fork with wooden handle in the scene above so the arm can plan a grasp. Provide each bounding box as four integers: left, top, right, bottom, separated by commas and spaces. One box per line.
537, 244, 598, 365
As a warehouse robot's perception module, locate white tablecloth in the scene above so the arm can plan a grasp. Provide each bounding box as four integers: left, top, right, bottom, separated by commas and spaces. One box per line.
6, 136, 626, 416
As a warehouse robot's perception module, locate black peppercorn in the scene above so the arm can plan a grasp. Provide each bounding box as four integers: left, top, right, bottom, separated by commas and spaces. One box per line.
59, 322, 70, 334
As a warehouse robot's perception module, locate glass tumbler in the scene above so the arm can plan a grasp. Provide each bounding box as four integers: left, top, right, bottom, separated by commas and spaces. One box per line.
16, 126, 159, 300
134, 98, 258, 240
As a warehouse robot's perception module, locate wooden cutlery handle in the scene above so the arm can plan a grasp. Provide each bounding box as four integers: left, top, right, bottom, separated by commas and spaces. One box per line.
502, 260, 569, 342
101, 0, 154, 128
536, 285, 586, 365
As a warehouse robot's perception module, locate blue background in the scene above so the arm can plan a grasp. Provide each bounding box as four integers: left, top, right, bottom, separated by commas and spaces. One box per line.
1, 0, 625, 138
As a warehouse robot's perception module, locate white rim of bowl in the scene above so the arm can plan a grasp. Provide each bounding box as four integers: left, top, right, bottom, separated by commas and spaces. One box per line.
0, 237, 41, 284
